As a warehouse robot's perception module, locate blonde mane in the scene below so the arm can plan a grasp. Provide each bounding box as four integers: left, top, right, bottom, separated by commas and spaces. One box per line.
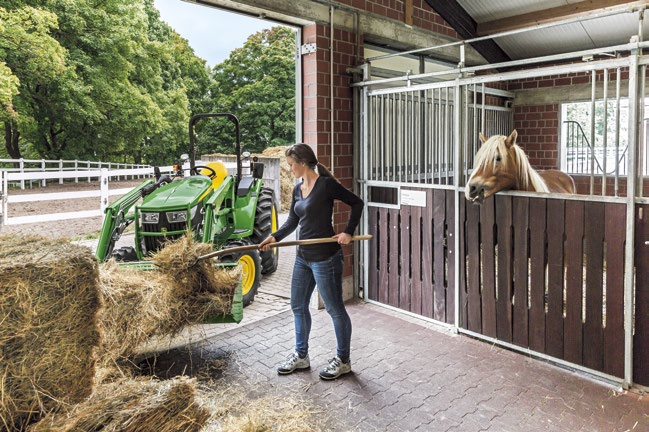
472, 135, 549, 193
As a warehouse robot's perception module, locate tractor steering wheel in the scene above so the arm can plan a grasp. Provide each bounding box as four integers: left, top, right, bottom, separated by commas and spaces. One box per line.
191, 165, 217, 179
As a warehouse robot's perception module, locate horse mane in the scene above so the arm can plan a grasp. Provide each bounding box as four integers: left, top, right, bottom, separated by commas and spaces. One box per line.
474, 135, 549, 193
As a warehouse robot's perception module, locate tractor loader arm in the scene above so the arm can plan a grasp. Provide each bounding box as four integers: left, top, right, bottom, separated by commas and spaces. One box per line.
96, 179, 155, 262
202, 176, 236, 244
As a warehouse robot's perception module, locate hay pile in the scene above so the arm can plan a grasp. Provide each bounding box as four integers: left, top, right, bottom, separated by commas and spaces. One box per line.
1, 233, 324, 432
261, 146, 293, 212
97, 235, 241, 379
0, 234, 101, 430
29, 377, 209, 432
0, 233, 241, 431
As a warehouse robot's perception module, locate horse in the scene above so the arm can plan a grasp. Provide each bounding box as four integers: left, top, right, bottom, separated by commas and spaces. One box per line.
465, 130, 575, 204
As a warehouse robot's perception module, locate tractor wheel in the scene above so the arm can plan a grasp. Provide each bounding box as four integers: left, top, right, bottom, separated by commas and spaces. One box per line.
251, 187, 279, 274
220, 239, 262, 307
112, 246, 138, 262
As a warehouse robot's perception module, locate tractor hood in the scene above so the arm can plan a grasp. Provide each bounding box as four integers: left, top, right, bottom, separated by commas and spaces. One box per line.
139, 176, 212, 210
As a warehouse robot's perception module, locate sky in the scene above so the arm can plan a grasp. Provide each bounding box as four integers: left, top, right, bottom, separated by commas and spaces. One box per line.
153, 0, 272, 67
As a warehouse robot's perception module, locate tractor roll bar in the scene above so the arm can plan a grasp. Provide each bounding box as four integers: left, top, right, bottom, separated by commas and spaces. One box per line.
188, 113, 242, 183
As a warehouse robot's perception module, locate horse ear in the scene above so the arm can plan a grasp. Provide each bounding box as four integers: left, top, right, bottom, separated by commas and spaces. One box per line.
479, 133, 487, 143
505, 130, 518, 148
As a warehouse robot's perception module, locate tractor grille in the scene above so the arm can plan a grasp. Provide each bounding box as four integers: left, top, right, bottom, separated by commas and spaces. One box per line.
141, 220, 186, 255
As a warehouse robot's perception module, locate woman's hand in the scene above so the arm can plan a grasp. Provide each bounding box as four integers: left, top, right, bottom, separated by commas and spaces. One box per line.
258, 236, 276, 251
333, 233, 352, 245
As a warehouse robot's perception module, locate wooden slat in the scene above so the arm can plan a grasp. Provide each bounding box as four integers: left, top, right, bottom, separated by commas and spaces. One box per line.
421, 190, 434, 319
399, 204, 412, 311
495, 195, 513, 343
466, 200, 482, 332
433, 189, 447, 322
513, 197, 530, 348
410, 205, 423, 315
480, 198, 497, 338
634, 205, 649, 385
368, 207, 378, 301
377, 207, 390, 304
546, 199, 565, 359
405, 0, 413, 26
388, 208, 400, 308
564, 200, 584, 364
604, 202, 625, 378
528, 198, 547, 352
583, 201, 605, 371
446, 190, 456, 325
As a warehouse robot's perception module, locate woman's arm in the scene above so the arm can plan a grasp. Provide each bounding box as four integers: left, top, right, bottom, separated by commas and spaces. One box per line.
328, 179, 364, 237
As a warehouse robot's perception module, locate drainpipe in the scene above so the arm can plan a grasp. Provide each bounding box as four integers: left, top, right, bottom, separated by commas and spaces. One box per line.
330, 5, 335, 176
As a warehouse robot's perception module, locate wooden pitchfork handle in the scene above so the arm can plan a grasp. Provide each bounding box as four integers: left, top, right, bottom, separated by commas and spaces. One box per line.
196, 234, 373, 262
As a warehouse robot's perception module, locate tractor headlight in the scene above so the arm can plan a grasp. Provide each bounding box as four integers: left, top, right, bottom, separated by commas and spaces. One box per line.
141, 212, 159, 224
166, 210, 188, 223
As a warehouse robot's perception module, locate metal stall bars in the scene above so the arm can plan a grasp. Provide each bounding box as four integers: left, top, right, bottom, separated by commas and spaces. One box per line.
353, 39, 649, 391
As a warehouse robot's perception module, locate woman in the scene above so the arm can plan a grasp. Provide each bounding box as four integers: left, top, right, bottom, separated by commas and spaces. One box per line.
259, 143, 364, 380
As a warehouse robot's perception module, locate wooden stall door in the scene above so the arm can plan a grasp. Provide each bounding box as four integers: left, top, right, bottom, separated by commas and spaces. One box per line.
367, 188, 455, 324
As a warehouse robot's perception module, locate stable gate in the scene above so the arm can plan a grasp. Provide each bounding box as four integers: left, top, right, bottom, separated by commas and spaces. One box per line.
355, 44, 649, 389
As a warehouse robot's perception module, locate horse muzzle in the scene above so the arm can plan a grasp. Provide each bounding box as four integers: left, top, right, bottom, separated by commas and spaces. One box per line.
465, 183, 486, 205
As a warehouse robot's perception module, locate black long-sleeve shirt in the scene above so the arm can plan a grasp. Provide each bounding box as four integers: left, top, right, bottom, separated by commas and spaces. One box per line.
273, 176, 364, 262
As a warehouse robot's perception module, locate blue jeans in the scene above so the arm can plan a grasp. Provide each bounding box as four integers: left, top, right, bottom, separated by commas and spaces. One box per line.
291, 249, 352, 362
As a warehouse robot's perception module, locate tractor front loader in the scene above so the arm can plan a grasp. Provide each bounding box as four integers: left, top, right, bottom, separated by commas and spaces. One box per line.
95, 113, 279, 308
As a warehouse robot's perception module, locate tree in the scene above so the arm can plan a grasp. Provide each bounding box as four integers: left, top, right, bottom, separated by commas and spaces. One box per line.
205, 26, 296, 155
0, 0, 210, 164
0, 5, 66, 159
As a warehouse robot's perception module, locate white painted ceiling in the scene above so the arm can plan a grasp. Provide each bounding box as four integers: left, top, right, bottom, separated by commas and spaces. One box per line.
456, 0, 649, 60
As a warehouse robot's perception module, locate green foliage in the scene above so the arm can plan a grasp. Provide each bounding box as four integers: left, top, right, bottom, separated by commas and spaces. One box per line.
205, 26, 296, 155
0, 2, 295, 165
0, 5, 66, 158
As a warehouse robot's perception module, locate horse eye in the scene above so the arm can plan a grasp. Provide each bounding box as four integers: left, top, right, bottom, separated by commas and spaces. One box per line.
495, 155, 502, 163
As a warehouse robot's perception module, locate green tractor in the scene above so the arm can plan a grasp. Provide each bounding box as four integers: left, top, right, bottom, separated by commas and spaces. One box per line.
95, 113, 279, 306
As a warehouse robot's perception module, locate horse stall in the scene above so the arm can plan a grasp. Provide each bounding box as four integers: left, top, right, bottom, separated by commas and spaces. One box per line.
355, 40, 649, 390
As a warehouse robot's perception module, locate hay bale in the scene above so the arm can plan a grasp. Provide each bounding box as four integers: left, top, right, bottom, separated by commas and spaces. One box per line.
97, 235, 241, 379
261, 145, 293, 212
0, 235, 100, 430
29, 377, 209, 432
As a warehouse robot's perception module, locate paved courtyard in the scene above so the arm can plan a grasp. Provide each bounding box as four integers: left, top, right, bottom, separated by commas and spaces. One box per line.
81, 214, 649, 431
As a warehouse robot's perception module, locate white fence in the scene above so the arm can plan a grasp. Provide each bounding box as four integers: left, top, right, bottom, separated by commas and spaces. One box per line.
0, 157, 281, 227
0, 167, 166, 226
0, 158, 150, 189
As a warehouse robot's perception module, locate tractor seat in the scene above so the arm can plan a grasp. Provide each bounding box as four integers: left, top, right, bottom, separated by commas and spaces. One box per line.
200, 161, 228, 189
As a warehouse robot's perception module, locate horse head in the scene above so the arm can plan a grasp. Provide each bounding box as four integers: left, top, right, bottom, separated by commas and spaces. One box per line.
465, 130, 520, 204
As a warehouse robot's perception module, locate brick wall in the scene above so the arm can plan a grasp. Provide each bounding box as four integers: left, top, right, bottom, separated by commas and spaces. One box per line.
512, 104, 560, 169
300, 2, 460, 276
336, 0, 459, 38
301, 23, 358, 275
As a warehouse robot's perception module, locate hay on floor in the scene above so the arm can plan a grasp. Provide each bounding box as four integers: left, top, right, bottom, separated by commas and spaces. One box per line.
97, 234, 241, 379
0, 234, 101, 431
29, 377, 209, 432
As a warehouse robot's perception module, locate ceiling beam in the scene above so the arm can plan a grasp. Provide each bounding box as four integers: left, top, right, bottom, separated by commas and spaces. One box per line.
423, 0, 511, 64
188, 0, 487, 65
477, 0, 648, 36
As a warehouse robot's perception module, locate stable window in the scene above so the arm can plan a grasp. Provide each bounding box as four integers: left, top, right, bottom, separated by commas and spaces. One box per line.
560, 99, 649, 176
560, 100, 630, 176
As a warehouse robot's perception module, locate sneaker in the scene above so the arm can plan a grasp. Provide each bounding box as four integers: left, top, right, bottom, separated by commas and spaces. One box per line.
277, 352, 310, 375
319, 356, 351, 380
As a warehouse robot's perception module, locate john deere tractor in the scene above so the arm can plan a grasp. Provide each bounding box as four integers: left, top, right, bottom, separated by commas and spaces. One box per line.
95, 113, 279, 306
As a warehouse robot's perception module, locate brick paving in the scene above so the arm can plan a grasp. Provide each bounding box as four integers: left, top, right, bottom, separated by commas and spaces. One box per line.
85, 215, 649, 431
153, 300, 649, 431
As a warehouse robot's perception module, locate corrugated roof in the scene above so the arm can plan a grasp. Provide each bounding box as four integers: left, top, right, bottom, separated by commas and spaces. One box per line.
455, 0, 648, 60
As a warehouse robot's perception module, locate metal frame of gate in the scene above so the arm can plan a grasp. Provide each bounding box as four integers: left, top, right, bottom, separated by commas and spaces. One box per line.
353, 40, 649, 390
